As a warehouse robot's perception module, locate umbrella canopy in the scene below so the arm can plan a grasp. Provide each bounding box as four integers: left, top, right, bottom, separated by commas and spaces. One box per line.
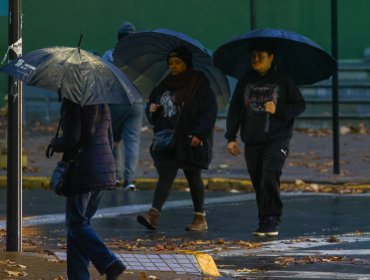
0, 47, 143, 106
213, 28, 337, 85
113, 28, 231, 110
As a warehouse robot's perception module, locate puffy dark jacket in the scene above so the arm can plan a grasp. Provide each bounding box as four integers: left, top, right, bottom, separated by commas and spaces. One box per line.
51, 99, 116, 194
146, 71, 218, 169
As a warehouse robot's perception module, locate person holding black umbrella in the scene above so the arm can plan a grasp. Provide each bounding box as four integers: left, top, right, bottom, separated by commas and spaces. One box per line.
225, 41, 306, 237
136, 46, 218, 231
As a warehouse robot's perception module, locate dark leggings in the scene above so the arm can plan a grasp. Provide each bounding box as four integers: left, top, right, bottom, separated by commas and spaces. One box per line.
152, 166, 205, 212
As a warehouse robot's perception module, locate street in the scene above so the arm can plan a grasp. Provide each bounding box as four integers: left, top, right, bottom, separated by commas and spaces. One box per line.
1, 189, 370, 279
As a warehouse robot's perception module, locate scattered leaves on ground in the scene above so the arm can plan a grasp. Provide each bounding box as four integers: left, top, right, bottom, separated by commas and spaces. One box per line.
274, 256, 345, 266
105, 237, 261, 253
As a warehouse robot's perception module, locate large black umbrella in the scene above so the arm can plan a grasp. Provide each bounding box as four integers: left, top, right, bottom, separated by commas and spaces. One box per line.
213, 28, 336, 86
0, 46, 143, 106
113, 28, 231, 110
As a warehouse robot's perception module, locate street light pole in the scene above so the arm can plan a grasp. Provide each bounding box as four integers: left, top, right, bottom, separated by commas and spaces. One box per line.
6, 0, 23, 252
331, 0, 340, 174
250, 0, 256, 30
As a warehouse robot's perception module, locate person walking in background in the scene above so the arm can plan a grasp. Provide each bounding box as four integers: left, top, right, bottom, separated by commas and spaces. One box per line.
225, 42, 305, 237
137, 46, 218, 232
102, 21, 144, 191
49, 98, 125, 279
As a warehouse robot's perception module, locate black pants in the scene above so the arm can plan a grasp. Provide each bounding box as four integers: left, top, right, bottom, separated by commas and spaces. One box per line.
244, 140, 289, 223
152, 166, 205, 212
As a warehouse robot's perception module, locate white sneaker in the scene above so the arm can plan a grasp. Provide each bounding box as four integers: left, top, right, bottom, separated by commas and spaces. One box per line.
123, 181, 136, 191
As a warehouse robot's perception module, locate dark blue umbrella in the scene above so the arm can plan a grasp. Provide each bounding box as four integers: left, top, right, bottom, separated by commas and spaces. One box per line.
213, 28, 337, 85
0, 46, 143, 106
113, 28, 231, 110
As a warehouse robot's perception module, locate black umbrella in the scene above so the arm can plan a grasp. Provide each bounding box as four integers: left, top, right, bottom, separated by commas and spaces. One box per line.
0, 46, 143, 106
213, 28, 336, 86
113, 28, 231, 110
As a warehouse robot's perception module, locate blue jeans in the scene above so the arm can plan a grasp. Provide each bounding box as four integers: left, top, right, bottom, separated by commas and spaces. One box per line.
110, 102, 144, 182
66, 191, 117, 280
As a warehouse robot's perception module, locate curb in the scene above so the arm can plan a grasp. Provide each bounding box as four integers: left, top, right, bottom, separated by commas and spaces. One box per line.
1, 176, 370, 193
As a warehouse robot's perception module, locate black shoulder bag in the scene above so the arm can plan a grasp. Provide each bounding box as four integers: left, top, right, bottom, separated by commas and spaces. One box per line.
46, 118, 80, 196
151, 103, 184, 154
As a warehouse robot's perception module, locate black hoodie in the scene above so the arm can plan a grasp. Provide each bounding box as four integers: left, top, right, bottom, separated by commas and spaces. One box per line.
225, 69, 305, 148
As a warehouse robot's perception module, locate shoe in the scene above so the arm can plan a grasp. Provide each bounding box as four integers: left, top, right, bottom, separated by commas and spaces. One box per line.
252, 223, 267, 237
123, 180, 136, 191
105, 259, 126, 280
264, 216, 279, 237
185, 212, 208, 231
253, 217, 279, 237
115, 179, 122, 188
137, 208, 160, 230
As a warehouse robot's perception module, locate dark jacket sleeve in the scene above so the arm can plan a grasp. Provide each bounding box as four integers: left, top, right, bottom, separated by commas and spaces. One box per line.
145, 85, 164, 125
275, 75, 306, 120
191, 82, 218, 140
225, 78, 245, 142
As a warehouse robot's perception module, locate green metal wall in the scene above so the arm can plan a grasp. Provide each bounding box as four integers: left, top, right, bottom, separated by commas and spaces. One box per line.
0, 0, 369, 101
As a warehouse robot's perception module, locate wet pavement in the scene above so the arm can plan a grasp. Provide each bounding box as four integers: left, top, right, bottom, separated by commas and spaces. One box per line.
2, 189, 370, 279
0, 122, 369, 279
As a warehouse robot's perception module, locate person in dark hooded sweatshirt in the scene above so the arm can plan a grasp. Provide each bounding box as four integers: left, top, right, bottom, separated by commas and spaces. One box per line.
225, 42, 306, 237
137, 46, 218, 232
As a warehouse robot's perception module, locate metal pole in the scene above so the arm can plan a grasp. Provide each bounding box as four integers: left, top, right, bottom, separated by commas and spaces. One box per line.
6, 0, 23, 252
331, 0, 340, 174
250, 0, 256, 30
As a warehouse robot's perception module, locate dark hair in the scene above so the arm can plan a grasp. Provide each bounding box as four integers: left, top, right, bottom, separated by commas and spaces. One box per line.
248, 40, 275, 56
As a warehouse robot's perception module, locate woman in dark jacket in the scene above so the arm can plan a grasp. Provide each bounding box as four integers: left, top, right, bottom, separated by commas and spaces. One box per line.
137, 46, 218, 232
50, 98, 125, 280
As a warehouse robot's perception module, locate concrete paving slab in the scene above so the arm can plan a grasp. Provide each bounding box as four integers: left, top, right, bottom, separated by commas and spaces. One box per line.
53, 251, 219, 276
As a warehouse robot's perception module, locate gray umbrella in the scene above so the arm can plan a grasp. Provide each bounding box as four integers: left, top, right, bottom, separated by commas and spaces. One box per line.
113, 28, 231, 110
0, 46, 143, 106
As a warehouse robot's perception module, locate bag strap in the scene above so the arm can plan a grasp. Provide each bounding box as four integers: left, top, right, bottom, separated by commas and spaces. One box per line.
45, 116, 63, 158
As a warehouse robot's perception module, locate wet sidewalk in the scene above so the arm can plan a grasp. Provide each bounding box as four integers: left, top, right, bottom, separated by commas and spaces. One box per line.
0, 122, 369, 279
2, 190, 370, 279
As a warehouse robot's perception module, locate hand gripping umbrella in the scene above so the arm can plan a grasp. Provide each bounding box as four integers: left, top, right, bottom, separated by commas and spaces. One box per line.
113, 28, 231, 110
0, 46, 143, 106
213, 28, 336, 86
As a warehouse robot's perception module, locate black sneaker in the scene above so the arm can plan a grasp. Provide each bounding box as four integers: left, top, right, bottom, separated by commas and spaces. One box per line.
123, 180, 136, 191
253, 217, 279, 237
252, 225, 267, 237
105, 259, 126, 280
263, 216, 279, 237
264, 223, 279, 237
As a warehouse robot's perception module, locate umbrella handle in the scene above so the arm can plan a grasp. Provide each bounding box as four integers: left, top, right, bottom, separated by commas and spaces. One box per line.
45, 144, 54, 158
264, 113, 270, 133
77, 34, 83, 52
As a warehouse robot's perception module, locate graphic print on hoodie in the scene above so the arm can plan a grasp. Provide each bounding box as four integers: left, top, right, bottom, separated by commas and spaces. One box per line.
160, 91, 178, 118
244, 83, 279, 113
242, 82, 279, 144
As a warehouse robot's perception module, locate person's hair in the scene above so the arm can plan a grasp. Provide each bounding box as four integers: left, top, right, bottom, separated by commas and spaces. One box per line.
248, 40, 275, 56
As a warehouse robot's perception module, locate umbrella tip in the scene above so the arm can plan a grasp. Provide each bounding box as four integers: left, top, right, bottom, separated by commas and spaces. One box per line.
78, 34, 83, 51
